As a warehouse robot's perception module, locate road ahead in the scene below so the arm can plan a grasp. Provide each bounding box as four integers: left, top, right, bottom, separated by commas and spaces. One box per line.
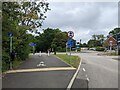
72, 50, 118, 89
2, 53, 76, 88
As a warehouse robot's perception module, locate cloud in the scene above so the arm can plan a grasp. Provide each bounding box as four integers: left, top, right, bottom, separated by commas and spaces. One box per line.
40, 2, 118, 43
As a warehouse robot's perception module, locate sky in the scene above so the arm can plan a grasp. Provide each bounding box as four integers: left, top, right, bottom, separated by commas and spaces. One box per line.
39, 1, 118, 43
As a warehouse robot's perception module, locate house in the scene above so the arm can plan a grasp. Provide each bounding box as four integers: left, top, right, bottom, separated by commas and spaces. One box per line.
104, 36, 117, 50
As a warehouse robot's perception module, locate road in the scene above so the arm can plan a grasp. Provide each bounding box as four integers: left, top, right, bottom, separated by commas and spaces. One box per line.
2, 53, 76, 89
72, 50, 119, 89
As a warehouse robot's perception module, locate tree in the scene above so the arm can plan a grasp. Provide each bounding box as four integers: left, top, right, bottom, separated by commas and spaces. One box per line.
87, 34, 105, 48
34, 28, 68, 53
109, 28, 120, 39
2, 1, 50, 71
81, 43, 88, 47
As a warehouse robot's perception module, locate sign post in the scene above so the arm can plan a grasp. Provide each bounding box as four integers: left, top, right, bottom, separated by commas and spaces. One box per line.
29, 43, 36, 54
66, 43, 68, 55
8, 32, 13, 69
67, 31, 74, 64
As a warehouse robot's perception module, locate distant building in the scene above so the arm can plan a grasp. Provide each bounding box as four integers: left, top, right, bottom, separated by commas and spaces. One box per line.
104, 36, 117, 50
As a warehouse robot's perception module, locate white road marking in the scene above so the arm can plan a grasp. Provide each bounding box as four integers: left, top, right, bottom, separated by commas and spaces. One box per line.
82, 68, 86, 72
37, 61, 46, 67
85, 74, 90, 82
67, 57, 82, 90
87, 77, 90, 82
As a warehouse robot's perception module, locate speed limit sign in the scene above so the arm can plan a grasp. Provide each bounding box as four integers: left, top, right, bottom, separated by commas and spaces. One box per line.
68, 31, 74, 38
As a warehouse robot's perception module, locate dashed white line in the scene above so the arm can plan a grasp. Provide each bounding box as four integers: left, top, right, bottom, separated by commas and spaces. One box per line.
82, 68, 86, 72
87, 77, 90, 82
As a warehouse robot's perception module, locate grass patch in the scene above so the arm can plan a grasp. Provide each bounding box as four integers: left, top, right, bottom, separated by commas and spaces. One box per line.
55, 54, 80, 68
12, 60, 23, 69
105, 52, 118, 56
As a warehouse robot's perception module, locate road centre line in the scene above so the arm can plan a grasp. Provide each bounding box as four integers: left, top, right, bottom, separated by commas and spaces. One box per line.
82, 68, 86, 72
5, 67, 76, 74
87, 77, 90, 82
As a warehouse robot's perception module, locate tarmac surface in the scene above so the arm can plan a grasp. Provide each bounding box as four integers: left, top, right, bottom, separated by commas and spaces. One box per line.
2, 53, 76, 89
72, 50, 119, 89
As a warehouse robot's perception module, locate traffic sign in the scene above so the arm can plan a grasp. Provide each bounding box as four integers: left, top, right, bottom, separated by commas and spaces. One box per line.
29, 43, 36, 47
67, 38, 73, 48
68, 31, 74, 38
8, 32, 12, 37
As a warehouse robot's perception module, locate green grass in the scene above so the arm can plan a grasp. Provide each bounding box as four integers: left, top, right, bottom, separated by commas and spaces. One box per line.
55, 54, 80, 68
106, 52, 118, 56
12, 60, 23, 69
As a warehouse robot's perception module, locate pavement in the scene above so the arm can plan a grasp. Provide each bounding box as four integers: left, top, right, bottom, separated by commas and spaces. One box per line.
2, 53, 76, 89
72, 50, 119, 89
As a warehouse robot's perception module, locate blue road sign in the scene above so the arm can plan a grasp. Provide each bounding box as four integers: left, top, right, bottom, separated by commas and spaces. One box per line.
67, 38, 73, 48
76, 45, 80, 49
8, 32, 12, 37
29, 43, 36, 47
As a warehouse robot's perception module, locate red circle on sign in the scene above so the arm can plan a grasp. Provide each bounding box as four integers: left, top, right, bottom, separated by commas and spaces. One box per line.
68, 31, 74, 38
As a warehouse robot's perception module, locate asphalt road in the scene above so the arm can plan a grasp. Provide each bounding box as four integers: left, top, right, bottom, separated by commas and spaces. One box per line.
72, 50, 119, 89
2, 53, 76, 88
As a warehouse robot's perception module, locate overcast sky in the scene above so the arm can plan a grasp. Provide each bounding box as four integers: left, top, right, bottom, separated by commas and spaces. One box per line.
40, 2, 118, 43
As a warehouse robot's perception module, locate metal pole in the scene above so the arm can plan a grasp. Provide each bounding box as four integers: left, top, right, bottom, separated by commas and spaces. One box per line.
33, 46, 35, 54
66, 43, 67, 55
10, 36, 12, 69
70, 46, 71, 64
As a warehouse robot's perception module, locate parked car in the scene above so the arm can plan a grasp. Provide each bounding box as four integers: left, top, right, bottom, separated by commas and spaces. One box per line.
89, 48, 96, 51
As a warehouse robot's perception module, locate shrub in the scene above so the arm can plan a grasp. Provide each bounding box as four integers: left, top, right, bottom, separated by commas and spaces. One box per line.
2, 51, 10, 72
96, 47, 105, 51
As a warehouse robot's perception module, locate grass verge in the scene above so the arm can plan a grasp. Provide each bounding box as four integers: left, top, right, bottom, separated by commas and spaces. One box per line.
55, 54, 80, 68
12, 60, 23, 69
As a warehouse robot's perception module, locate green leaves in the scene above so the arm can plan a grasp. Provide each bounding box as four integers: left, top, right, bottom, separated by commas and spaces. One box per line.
34, 28, 68, 52
2, 1, 50, 71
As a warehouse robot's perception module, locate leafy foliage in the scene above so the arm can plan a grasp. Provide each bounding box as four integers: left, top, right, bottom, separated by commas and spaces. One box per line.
87, 34, 105, 48
34, 28, 68, 54
2, 1, 50, 71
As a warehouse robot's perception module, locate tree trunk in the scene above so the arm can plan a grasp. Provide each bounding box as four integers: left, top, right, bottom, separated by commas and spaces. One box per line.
54, 48, 56, 55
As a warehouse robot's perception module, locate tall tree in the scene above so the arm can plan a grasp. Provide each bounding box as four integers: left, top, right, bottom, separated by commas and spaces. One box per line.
2, 1, 50, 71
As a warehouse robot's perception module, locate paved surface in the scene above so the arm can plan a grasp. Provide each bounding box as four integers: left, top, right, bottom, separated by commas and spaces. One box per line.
18, 53, 70, 69
2, 53, 76, 88
72, 50, 119, 89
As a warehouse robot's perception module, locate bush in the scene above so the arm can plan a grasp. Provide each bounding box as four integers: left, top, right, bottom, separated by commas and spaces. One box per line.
2, 51, 10, 72
96, 47, 105, 51
56, 47, 66, 52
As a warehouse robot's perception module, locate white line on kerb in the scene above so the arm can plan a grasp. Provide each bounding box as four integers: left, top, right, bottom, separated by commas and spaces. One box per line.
82, 68, 86, 72
66, 57, 82, 90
